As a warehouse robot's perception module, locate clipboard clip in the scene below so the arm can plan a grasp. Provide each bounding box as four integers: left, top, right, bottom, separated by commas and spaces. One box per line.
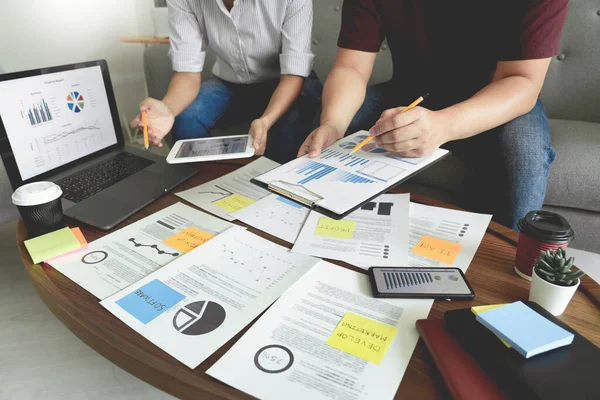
267, 180, 323, 208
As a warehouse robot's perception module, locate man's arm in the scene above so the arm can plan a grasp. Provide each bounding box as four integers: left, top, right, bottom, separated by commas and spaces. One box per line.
297, 48, 377, 157
369, 58, 552, 156
441, 58, 551, 140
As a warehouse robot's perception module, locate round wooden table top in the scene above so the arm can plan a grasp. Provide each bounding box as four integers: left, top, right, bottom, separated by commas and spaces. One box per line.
16, 158, 600, 400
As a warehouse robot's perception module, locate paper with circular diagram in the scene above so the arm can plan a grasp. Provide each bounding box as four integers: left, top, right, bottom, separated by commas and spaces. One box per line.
100, 227, 320, 369
207, 262, 435, 400
46, 202, 235, 299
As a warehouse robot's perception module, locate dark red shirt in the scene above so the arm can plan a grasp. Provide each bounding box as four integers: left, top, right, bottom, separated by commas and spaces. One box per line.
338, 0, 569, 109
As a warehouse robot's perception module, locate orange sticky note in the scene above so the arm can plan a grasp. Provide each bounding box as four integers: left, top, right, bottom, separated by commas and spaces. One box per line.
163, 226, 214, 253
71, 227, 87, 246
411, 235, 463, 264
46, 227, 88, 262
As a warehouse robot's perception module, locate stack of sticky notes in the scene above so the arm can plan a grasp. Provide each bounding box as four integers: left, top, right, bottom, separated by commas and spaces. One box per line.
474, 301, 574, 358
24, 227, 88, 264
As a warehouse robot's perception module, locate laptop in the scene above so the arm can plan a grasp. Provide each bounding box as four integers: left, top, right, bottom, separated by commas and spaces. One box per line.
0, 60, 197, 229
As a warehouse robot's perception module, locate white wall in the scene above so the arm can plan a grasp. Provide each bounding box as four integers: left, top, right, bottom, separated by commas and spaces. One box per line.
0, 0, 156, 126
0, 0, 157, 220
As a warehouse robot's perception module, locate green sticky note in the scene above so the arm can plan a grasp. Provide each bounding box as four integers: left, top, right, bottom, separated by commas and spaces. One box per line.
314, 217, 356, 239
24, 227, 82, 264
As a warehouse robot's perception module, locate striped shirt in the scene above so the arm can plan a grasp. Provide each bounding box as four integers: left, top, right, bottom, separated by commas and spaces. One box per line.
167, 0, 315, 84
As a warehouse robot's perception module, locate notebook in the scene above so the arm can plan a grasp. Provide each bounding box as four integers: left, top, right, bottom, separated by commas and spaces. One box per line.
251, 131, 449, 219
416, 319, 509, 400
445, 302, 600, 400
475, 301, 574, 358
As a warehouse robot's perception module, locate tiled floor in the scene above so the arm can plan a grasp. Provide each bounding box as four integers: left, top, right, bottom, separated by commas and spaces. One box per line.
1, 213, 598, 399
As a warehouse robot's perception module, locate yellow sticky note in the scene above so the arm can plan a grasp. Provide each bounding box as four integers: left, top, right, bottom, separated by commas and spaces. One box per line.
471, 304, 511, 348
213, 193, 255, 213
163, 227, 215, 253
24, 227, 82, 264
411, 235, 463, 264
314, 217, 356, 239
326, 312, 397, 364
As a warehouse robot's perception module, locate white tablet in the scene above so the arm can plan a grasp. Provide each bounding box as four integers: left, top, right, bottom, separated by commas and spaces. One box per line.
166, 135, 255, 164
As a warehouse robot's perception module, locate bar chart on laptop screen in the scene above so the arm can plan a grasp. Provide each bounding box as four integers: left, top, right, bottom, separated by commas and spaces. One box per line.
0, 66, 118, 180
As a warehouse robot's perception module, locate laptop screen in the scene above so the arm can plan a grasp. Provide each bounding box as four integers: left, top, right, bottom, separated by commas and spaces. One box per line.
0, 65, 118, 181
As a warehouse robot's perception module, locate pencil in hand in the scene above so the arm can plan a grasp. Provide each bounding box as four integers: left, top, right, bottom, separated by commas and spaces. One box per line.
142, 111, 149, 150
350, 93, 429, 154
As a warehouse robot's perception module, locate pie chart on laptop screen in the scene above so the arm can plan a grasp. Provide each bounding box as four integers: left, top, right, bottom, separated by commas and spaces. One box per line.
67, 91, 84, 113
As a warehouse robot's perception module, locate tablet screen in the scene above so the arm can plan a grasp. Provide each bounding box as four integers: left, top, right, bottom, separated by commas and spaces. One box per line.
175, 136, 249, 158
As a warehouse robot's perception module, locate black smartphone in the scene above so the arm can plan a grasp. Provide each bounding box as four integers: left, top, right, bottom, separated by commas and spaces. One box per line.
368, 267, 475, 300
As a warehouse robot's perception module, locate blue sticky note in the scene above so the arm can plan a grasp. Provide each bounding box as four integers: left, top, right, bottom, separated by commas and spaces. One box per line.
276, 196, 303, 209
476, 301, 574, 358
116, 279, 186, 324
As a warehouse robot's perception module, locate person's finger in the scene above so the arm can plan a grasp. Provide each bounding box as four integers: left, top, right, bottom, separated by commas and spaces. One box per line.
130, 114, 141, 129
308, 131, 328, 158
378, 139, 420, 154
139, 98, 154, 113
297, 134, 313, 157
373, 124, 419, 145
370, 108, 419, 137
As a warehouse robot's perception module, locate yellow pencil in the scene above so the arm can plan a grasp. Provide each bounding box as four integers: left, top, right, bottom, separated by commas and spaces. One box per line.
350, 93, 429, 154
142, 111, 149, 150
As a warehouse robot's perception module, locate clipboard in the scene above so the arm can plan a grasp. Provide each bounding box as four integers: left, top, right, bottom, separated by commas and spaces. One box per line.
251, 151, 450, 220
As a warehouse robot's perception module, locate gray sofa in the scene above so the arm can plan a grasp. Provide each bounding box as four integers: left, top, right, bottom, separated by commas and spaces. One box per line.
143, 1, 600, 253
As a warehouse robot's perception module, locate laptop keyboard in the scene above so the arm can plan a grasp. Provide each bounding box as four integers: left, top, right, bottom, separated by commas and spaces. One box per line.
57, 152, 155, 203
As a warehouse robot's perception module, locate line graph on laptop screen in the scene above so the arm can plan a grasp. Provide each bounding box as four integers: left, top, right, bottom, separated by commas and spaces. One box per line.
0, 66, 117, 181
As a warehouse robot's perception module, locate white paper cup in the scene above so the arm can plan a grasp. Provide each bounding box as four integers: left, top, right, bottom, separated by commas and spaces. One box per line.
12, 181, 65, 238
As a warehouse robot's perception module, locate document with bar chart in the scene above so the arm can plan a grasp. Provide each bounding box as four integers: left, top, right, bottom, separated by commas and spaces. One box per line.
253, 131, 449, 217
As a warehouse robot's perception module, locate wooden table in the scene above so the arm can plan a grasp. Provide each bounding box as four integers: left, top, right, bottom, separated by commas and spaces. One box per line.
16, 159, 600, 399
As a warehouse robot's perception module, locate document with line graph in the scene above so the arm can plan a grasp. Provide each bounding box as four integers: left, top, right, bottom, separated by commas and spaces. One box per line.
177, 157, 280, 221
47, 202, 235, 299
252, 131, 449, 218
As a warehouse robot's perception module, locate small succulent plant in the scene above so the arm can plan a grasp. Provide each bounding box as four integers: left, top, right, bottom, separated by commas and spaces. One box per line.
534, 248, 585, 287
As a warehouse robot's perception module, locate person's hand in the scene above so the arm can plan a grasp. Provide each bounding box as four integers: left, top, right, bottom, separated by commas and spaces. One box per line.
249, 118, 270, 155
297, 124, 343, 158
369, 106, 448, 157
130, 98, 175, 148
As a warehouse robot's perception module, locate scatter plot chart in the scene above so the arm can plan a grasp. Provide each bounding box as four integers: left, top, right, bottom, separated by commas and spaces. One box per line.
221, 239, 299, 289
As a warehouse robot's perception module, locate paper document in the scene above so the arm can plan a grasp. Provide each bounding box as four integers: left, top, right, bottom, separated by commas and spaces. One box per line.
254, 131, 448, 215
100, 227, 319, 369
176, 157, 279, 221
408, 202, 491, 271
292, 194, 409, 267
232, 194, 310, 243
48, 203, 234, 299
207, 262, 434, 400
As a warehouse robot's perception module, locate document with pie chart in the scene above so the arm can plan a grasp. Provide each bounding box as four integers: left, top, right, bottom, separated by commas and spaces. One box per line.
100, 227, 320, 369
253, 131, 449, 216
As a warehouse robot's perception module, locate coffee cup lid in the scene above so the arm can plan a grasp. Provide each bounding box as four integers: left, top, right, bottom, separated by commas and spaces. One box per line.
517, 210, 574, 243
12, 181, 62, 207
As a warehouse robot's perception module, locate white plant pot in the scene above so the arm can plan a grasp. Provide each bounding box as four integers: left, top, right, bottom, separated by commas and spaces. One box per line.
529, 269, 579, 316
152, 8, 170, 38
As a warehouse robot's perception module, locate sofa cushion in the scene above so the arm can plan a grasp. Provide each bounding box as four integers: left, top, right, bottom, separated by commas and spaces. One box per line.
545, 119, 600, 213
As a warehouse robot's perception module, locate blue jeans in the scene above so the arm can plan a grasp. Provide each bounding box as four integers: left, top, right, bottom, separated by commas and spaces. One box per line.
346, 81, 556, 230
172, 72, 322, 163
